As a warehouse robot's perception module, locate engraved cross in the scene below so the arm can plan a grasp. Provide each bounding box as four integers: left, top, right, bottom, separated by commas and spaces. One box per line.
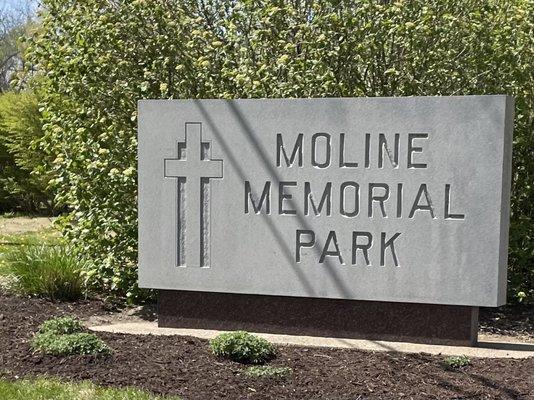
164, 122, 223, 267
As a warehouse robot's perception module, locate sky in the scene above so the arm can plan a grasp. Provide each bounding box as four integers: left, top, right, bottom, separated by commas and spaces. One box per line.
1, 0, 37, 18
2, 0, 35, 9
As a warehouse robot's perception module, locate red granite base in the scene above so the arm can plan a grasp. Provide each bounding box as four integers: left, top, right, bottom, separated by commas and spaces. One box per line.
158, 290, 479, 346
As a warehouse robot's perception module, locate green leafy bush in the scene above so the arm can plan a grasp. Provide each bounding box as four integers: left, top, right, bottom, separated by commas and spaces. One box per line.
25, 0, 534, 303
443, 355, 471, 370
32, 316, 110, 356
38, 316, 85, 335
2, 244, 88, 301
0, 91, 53, 213
210, 331, 276, 364
32, 331, 111, 356
244, 365, 292, 379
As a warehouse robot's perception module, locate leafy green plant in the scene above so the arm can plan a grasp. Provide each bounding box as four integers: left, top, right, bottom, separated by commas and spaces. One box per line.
24, 0, 534, 303
1, 244, 88, 301
443, 355, 471, 370
38, 316, 84, 335
32, 316, 110, 356
0, 91, 53, 213
32, 332, 110, 356
210, 331, 276, 364
244, 365, 292, 379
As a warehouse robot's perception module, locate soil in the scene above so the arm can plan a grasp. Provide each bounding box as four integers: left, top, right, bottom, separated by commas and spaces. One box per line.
480, 306, 534, 342
0, 291, 533, 399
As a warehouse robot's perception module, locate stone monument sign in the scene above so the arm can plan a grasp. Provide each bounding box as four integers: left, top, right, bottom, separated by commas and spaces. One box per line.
138, 96, 513, 344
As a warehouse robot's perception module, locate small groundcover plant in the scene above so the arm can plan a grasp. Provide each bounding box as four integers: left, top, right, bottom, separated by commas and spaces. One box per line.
210, 331, 276, 364
443, 355, 470, 370
244, 366, 292, 379
38, 315, 85, 335
32, 316, 110, 356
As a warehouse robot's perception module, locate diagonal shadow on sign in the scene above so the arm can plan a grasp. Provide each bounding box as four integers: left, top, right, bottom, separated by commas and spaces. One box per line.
192, 101, 316, 296
194, 100, 354, 298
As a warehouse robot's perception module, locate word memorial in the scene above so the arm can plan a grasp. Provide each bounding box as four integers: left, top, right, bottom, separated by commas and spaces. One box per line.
246, 131, 467, 268
138, 96, 513, 324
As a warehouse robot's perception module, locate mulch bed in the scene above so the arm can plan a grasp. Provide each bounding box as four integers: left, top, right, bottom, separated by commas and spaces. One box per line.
480, 305, 534, 340
0, 291, 533, 400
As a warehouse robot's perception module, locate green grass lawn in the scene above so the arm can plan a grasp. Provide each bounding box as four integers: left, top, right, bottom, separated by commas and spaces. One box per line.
0, 378, 180, 400
0, 215, 60, 255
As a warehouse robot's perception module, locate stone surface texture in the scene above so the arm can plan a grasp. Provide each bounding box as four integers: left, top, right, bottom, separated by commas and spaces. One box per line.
138, 96, 513, 307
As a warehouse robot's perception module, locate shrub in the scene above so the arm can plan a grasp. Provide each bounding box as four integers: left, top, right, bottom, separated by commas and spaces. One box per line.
210, 331, 276, 364
32, 316, 110, 356
443, 355, 471, 370
38, 316, 84, 335
25, 0, 534, 303
0, 91, 53, 213
244, 365, 292, 379
32, 331, 111, 356
2, 244, 88, 301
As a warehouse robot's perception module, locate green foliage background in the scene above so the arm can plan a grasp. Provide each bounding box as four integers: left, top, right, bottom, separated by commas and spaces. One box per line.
0, 91, 52, 213
25, 0, 534, 302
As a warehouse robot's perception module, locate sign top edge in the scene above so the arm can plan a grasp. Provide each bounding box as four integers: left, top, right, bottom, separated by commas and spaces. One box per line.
138, 94, 512, 105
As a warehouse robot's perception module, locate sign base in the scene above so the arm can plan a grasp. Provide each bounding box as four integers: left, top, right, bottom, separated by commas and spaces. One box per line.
158, 290, 479, 346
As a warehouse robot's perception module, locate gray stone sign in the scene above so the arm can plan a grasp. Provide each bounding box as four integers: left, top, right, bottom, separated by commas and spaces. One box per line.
138, 96, 513, 307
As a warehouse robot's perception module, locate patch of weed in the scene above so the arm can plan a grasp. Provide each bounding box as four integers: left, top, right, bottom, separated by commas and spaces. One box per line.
443, 355, 471, 370
244, 365, 292, 379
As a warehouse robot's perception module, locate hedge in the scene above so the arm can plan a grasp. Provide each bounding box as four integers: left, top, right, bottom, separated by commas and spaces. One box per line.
0, 91, 53, 213
24, 0, 534, 303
